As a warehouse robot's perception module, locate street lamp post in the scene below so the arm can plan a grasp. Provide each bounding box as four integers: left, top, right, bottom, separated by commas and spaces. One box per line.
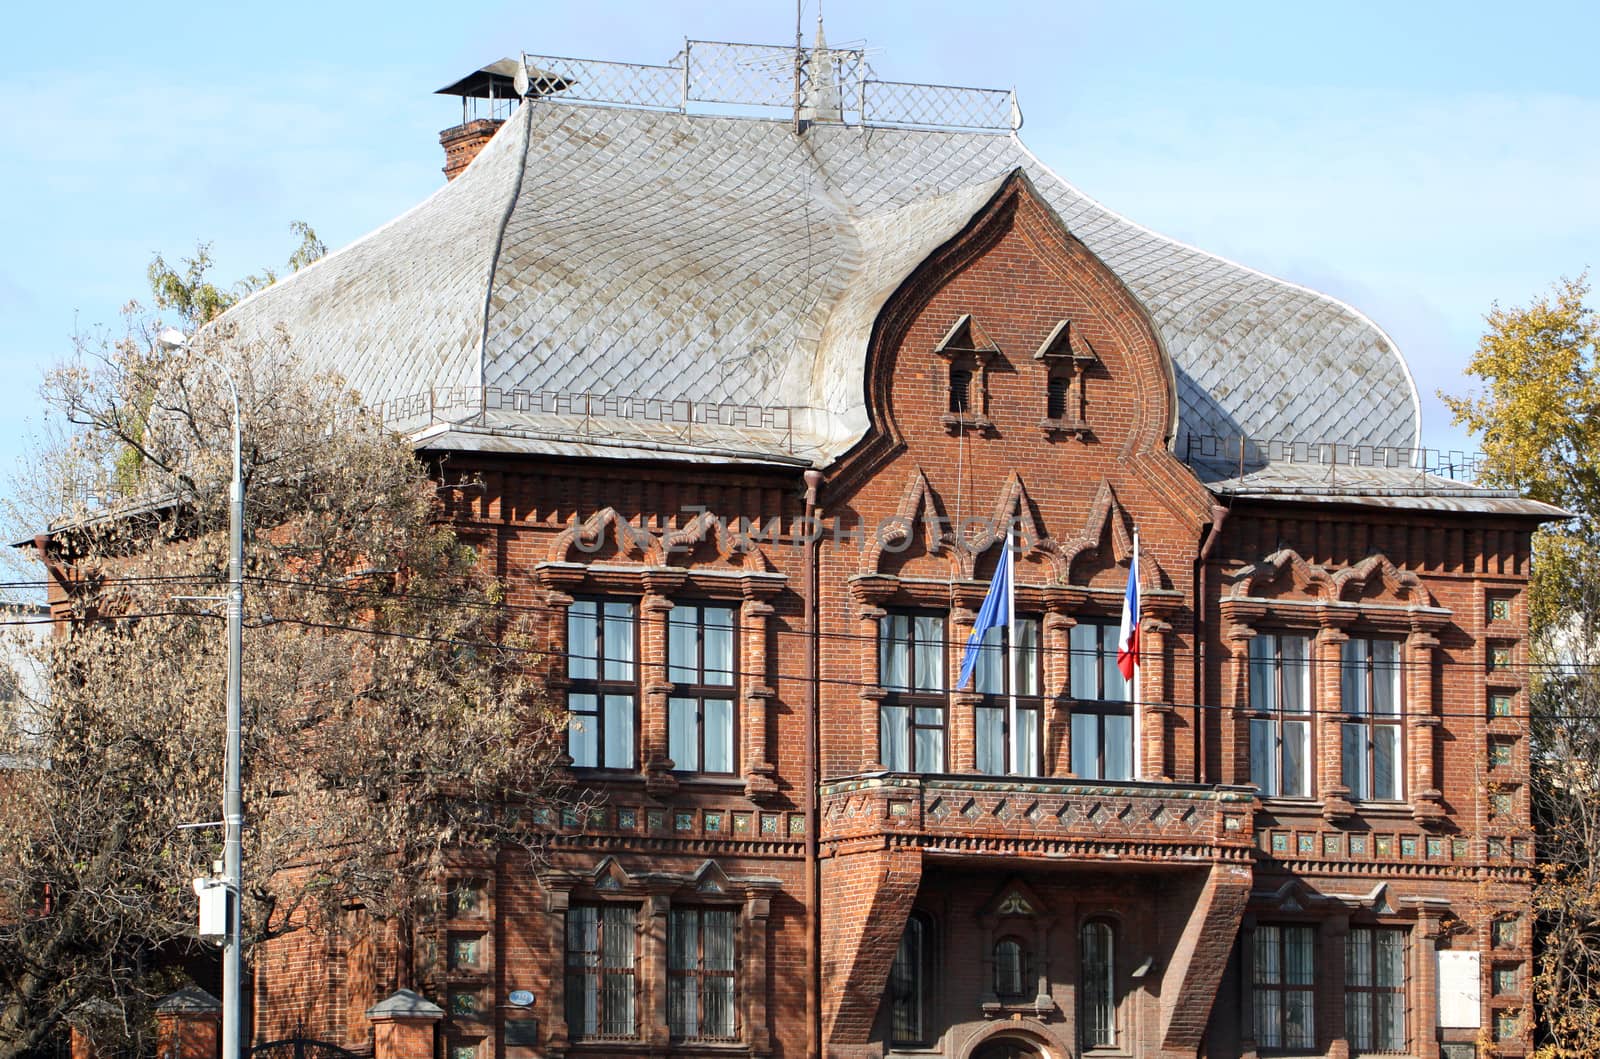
160, 329, 245, 1059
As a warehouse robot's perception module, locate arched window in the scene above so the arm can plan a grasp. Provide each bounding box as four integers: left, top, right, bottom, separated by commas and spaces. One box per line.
889, 912, 934, 1044
994, 936, 1030, 1000
1080, 919, 1116, 1049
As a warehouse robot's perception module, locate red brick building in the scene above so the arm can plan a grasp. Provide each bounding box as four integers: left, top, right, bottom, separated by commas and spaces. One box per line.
223, 36, 1559, 1059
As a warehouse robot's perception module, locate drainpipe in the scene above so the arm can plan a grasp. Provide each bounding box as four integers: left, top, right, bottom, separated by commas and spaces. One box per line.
800, 468, 824, 1059
1193, 504, 1229, 785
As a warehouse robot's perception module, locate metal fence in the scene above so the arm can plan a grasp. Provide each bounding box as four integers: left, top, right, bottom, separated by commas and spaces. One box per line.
1182, 432, 1488, 484
506, 40, 1020, 134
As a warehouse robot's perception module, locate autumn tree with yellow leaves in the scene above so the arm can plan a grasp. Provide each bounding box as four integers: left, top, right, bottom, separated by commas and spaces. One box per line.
1444, 276, 1600, 1057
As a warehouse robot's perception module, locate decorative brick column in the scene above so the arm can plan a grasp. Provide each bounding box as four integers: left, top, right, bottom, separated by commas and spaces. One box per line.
155, 986, 221, 1059
1140, 615, 1175, 780
848, 575, 896, 773
1407, 623, 1447, 827
366, 989, 444, 1059
739, 573, 784, 801
1319, 913, 1351, 1059
1316, 621, 1355, 821
640, 568, 687, 796
948, 584, 983, 773
1221, 621, 1256, 787
1043, 603, 1074, 776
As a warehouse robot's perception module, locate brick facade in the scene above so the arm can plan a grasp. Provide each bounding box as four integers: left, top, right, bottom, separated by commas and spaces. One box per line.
250, 171, 1542, 1059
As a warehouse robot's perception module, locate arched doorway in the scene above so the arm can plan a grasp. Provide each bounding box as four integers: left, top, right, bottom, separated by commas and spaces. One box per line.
971, 1036, 1044, 1059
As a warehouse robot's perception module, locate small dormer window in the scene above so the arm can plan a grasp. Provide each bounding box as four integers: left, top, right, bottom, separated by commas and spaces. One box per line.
949, 367, 974, 415
932, 314, 998, 435
1046, 374, 1069, 420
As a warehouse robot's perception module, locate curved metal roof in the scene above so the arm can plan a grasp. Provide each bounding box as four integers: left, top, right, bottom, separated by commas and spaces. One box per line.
222, 98, 1421, 468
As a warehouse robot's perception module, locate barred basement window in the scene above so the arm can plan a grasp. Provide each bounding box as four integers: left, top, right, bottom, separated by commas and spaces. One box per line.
889, 913, 934, 1045
565, 905, 638, 1040
567, 599, 638, 769
1080, 919, 1116, 1049
1346, 927, 1407, 1053
668, 908, 737, 1041
1253, 924, 1315, 1051
994, 936, 1030, 1000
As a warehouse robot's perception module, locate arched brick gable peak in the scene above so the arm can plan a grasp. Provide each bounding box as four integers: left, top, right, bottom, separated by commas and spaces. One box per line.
1227, 548, 1333, 601
964, 472, 1067, 582
548, 506, 656, 564
653, 510, 775, 572
1335, 552, 1436, 608
844, 169, 1178, 484
1058, 479, 1169, 590
865, 466, 956, 573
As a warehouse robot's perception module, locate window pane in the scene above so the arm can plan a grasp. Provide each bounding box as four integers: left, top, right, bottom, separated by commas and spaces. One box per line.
1373, 725, 1399, 800
1342, 722, 1368, 799
1072, 713, 1099, 778
995, 939, 1023, 996
1285, 989, 1315, 1049
668, 697, 698, 772
703, 698, 734, 773
1347, 993, 1373, 1051
668, 605, 697, 684
568, 601, 597, 680
1285, 927, 1314, 984
1016, 708, 1039, 778
1376, 993, 1404, 1051
976, 707, 1005, 775
1250, 719, 1275, 793
1282, 636, 1309, 714
1104, 713, 1133, 781
603, 695, 634, 768
1070, 624, 1098, 699
704, 607, 735, 685
667, 909, 696, 971
1341, 639, 1365, 714
881, 617, 909, 692
914, 616, 944, 692
890, 918, 923, 1043
1255, 926, 1281, 985
914, 720, 944, 773
704, 976, 735, 1037
568, 693, 598, 768
668, 976, 695, 1039
566, 972, 597, 1037
1102, 644, 1123, 703
1017, 619, 1039, 696
1347, 929, 1372, 986
975, 625, 1003, 696
1250, 636, 1276, 712
1282, 721, 1309, 798
1081, 923, 1114, 1047
1255, 988, 1282, 1049
1372, 640, 1398, 715
881, 706, 909, 771
601, 905, 635, 966
603, 603, 635, 681
704, 910, 736, 970
1375, 930, 1404, 986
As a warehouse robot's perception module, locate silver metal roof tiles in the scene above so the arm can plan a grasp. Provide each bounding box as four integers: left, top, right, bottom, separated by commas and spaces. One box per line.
222, 98, 1421, 467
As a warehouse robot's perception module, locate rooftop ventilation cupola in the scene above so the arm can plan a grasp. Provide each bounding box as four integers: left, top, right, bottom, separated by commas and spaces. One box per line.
435, 57, 572, 181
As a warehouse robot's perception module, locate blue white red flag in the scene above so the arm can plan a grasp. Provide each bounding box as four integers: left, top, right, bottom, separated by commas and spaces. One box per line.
958, 544, 1012, 690
1117, 538, 1140, 680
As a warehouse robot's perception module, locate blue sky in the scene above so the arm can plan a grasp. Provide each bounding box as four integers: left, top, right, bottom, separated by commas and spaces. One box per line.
1, 0, 1596, 488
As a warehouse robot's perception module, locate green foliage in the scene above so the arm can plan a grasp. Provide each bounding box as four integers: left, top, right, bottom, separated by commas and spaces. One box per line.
146, 222, 327, 330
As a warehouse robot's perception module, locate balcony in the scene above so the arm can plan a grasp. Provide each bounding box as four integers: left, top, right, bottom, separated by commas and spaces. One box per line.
819, 773, 1256, 865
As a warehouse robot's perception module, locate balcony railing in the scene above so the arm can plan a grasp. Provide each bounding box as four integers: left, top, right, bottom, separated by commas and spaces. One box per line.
820, 774, 1257, 863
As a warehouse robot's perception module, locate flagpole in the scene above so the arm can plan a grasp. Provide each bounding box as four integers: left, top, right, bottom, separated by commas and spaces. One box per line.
1006, 528, 1018, 776
1131, 526, 1142, 779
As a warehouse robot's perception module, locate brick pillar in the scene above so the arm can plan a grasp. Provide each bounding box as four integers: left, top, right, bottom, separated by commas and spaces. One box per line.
1316, 623, 1355, 819
739, 575, 783, 801
154, 987, 221, 1059
948, 588, 979, 773
1407, 626, 1446, 827
1221, 622, 1255, 786
1142, 618, 1174, 780
641, 569, 686, 796
366, 989, 444, 1059
439, 118, 505, 181
1413, 909, 1447, 1059
1044, 603, 1073, 776
1320, 913, 1351, 1059
819, 846, 923, 1049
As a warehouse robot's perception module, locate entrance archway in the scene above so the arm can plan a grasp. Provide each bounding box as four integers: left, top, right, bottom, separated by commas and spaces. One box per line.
971, 1036, 1043, 1059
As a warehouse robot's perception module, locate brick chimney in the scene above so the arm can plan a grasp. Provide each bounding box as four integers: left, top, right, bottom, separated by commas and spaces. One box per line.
439, 118, 504, 181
